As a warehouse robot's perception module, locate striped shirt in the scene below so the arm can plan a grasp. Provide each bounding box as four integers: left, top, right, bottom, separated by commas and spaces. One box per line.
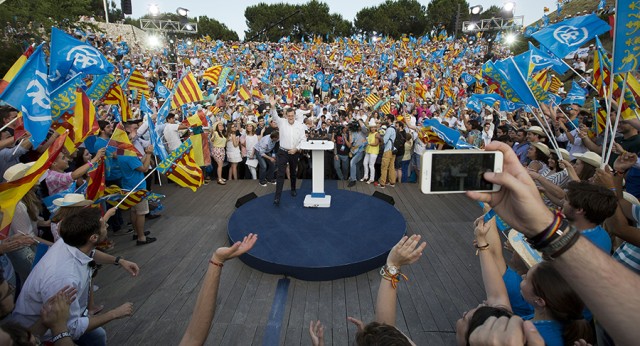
613, 205, 640, 274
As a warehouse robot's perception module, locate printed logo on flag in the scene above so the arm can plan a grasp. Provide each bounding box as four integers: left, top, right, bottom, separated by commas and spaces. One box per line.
157, 85, 168, 95
25, 70, 50, 114
66, 46, 107, 70
553, 26, 589, 47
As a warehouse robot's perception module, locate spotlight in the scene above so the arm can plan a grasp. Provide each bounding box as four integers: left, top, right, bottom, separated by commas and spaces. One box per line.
187, 40, 193, 46
148, 4, 160, 16
148, 35, 161, 47
505, 33, 517, 45
467, 23, 477, 30
184, 24, 194, 31
176, 7, 189, 17
503, 1, 515, 12
470, 5, 483, 15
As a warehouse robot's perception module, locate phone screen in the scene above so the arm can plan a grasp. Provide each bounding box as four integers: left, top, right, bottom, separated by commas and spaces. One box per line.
430, 153, 496, 192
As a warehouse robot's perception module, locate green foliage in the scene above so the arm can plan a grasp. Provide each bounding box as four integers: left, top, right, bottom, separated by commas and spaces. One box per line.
354, 0, 428, 38
198, 16, 239, 41
480, 5, 502, 20
244, 1, 352, 42
425, 0, 470, 36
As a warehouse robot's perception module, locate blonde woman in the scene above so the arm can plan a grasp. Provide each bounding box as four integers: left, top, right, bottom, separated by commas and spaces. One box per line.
244, 122, 260, 180
226, 123, 242, 181
361, 122, 381, 184
210, 121, 227, 185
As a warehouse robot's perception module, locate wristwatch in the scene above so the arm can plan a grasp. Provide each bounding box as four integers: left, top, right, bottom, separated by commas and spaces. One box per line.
114, 256, 122, 266
383, 264, 399, 276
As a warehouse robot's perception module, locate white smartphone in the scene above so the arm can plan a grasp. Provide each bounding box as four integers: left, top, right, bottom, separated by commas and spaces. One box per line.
420, 150, 503, 194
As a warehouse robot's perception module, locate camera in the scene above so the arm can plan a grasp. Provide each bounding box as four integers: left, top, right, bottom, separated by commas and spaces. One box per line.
348, 120, 360, 132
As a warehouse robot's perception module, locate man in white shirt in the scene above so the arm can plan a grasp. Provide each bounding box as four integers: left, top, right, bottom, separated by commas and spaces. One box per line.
163, 113, 188, 152
13, 208, 139, 345
269, 96, 307, 206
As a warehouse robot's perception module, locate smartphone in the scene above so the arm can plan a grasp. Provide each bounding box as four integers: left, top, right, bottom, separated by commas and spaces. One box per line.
420, 150, 503, 194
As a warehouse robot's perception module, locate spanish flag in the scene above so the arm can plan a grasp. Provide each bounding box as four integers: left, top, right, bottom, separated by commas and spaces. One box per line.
108, 123, 142, 158
172, 72, 203, 108
0, 44, 34, 95
238, 85, 251, 101
0, 132, 67, 238
86, 159, 106, 201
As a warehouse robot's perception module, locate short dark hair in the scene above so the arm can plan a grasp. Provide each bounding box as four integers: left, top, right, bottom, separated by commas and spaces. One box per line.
98, 120, 110, 131
566, 181, 617, 225
60, 208, 102, 247
166, 113, 176, 120
466, 306, 513, 344
270, 130, 279, 139
355, 322, 412, 346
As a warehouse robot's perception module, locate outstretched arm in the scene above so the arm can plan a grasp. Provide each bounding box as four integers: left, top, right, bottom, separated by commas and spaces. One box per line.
180, 233, 258, 346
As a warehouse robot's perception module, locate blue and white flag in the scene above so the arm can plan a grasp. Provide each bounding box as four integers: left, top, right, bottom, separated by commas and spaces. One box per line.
155, 80, 171, 99
542, 14, 550, 28
461, 72, 476, 85
470, 93, 505, 108
613, 0, 640, 73
140, 95, 153, 115
598, 0, 606, 10
422, 118, 475, 149
531, 14, 611, 60
561, 81, 588, 106
156, 98, 172, 125
49, 28, 114, 88
466, 97, 482, 113
112, 106, 122, 123
146, 112, 168, 161
0, 45, 52, 147
493, 57, 540, 108
527, 42, 569, 75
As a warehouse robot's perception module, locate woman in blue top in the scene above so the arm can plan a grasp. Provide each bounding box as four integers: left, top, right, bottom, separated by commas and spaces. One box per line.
455, 216, 595, 346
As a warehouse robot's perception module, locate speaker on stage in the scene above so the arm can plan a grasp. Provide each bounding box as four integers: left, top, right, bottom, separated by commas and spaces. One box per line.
372, 191, 395, 205
235, 193, 258, 208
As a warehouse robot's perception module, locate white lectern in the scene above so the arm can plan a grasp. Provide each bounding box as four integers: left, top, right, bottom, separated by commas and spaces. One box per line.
300, 140, 335, 208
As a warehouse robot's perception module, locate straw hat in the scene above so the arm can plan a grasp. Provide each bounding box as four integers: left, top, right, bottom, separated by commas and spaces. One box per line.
557, 148, 571, 161
531, 142, 551, 157
573, 151, 601, 168
525, 126, 546, 136
507, 229, 542, 268
3, 162, 34, 182
52, 193, 92, 207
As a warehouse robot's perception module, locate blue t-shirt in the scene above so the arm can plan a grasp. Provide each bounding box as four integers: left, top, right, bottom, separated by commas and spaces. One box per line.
581, 225, 612, 254
533, 320, 564, 346
503, 267, 534, 318
118, 155, 146, 191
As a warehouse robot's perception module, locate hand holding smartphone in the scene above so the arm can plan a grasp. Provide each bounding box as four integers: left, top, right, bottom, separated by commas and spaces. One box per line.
420, 150, 503, 194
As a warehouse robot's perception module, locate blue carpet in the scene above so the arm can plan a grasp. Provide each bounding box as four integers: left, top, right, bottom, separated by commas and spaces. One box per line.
262, 278, 290, 346
228, 179, 406, 281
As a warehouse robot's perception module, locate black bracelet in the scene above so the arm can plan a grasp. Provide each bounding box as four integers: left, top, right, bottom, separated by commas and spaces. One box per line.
114, 256, 122, 266
51, 331, 71, 343
539, 226, 580, 260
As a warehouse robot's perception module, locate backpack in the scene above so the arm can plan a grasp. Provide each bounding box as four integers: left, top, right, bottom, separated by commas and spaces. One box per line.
392, 127, 406, 156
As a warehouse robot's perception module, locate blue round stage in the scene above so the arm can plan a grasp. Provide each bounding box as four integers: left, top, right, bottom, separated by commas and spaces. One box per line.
228, 181, 407, 281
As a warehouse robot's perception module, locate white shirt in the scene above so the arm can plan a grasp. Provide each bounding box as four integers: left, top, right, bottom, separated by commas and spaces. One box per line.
271, 108, 306, 150
13, 239, 93, 340
163, 123, 182, 152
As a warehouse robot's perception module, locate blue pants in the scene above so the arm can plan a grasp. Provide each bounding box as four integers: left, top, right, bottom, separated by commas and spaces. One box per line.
258, 155, 275, 184
349, 151, 365, 182
75, 327, 107, 346
333, 154, 349, 180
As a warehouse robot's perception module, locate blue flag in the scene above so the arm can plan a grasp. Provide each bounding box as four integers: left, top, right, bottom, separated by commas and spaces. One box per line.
466, 97, 482, 113
50, 73, 85, 122
422, 118, 476, 149
146, 112, 168, 161
0, 45, 52, 147
493, 57, 540, 108
531, 14, 610, 59
461, 72, 476, 85
470, 93, 505, 107
112, 106, 122, 123
613, 0, 640, 73
542, 14, 550, 28
140, 95, 153, 115
527, 42, 569, 75
561, 81, 588, 106
156, 99, 172, 125
86, 74, 115, 101
598, 0, 606, 10
155, 80, 171, 99
49, 28, 114, 88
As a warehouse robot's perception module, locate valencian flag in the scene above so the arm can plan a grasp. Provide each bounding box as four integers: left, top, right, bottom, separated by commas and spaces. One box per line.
238, 85, 251, 102
182, 112, 211, 167
126, 69, 150, 95
53, 89, 100, 154
613, 0, 640, 73
203, 65, 223, 84
85, 159, 106, 201
0, 44, 34, 95
102, 82, 132, 121
50, 73, 85, 122
108, 123, 142, 158
0, 132, 67, 239
0, 44, 52, 147
532, 14, 610, 59
86, 74, 116, 101
171, 72, 203, 108
157, 139, 204, 192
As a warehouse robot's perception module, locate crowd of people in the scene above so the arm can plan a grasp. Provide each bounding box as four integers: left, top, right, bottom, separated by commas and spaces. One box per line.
1, 8, 640, 345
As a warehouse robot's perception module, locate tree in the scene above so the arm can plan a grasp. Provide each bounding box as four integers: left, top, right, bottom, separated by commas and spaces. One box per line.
354, 0, 428, 38
425, 0, 470, 37
198, 16, 239, 41
480, 5, 503, 20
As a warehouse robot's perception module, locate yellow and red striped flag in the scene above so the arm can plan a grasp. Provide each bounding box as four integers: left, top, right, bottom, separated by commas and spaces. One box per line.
127, 69, 149, 94
85, 159, 106, 201
103, 83, 132, 121
365, 93, 380, 107
548, 75, 563, 94
164, 79, 175, 91
54, 89, 100, 154
380, 101, 391, 114
251, 89, 265, 100
158, 139, 203, 192
203, 65, 223, 84
532, 69, 551, 91
171, 72, 203, 108
0, 45, 34, 95
103, 185, 149, 210
0, 132, 67, 238
108, 123, 142, 158
238, 85, 251, 101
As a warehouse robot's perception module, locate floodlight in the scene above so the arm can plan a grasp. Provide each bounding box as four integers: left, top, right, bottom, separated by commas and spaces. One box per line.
184, 24, 194, 31
187, 40, 193, 46
176, 7, 189, 17
148, 4, 160, 16
466, 23, 477, 30
503, 1, 515, 12
148, 35, 161, 47
505, 33, 517, 45
470, 5, 483, 15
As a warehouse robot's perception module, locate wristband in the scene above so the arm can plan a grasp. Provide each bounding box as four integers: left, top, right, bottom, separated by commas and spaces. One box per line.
114, 256, 122, 266
209, 259, 223, 267
87, 161, 95, 169
51, 331, 72, 343
526, 211, 567, 249
539, 226, 580, 260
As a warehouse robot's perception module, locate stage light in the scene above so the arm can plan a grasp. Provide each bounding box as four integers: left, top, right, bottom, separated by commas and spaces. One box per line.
187, 40, 193, 46
503, 1, 515, 12
147, 35, 161, 47
184, 24, 194, 31
148, 4, 160, 16
470, 5, 483, 15
176, 7, 189, 17
466, 23, 477, 30
505, 33, 517, 45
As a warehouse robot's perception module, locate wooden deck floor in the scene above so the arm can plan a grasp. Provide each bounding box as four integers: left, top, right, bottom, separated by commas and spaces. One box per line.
97, 179, 484, 345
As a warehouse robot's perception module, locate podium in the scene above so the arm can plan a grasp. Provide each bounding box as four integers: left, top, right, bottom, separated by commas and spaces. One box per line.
300, 140, 335, 208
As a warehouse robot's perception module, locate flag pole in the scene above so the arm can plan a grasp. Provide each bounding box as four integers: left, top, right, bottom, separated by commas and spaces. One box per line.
0, 116, 18, 132
114, 167, 157, 209
154, 155, 162, 187
604, 73, 628, 166
12, 138, 25, 155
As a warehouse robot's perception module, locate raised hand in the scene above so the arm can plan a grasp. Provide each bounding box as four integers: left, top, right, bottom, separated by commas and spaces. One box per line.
386, 234, 427, 267
212, 233, 258, 264
309, 320, 325, 346
614, 151, 638, 173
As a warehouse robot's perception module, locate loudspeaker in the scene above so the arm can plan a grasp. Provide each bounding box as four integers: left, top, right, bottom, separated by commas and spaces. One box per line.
235, 193, 258, 208
372, 191, 394, 206
121, 0, 132, 15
